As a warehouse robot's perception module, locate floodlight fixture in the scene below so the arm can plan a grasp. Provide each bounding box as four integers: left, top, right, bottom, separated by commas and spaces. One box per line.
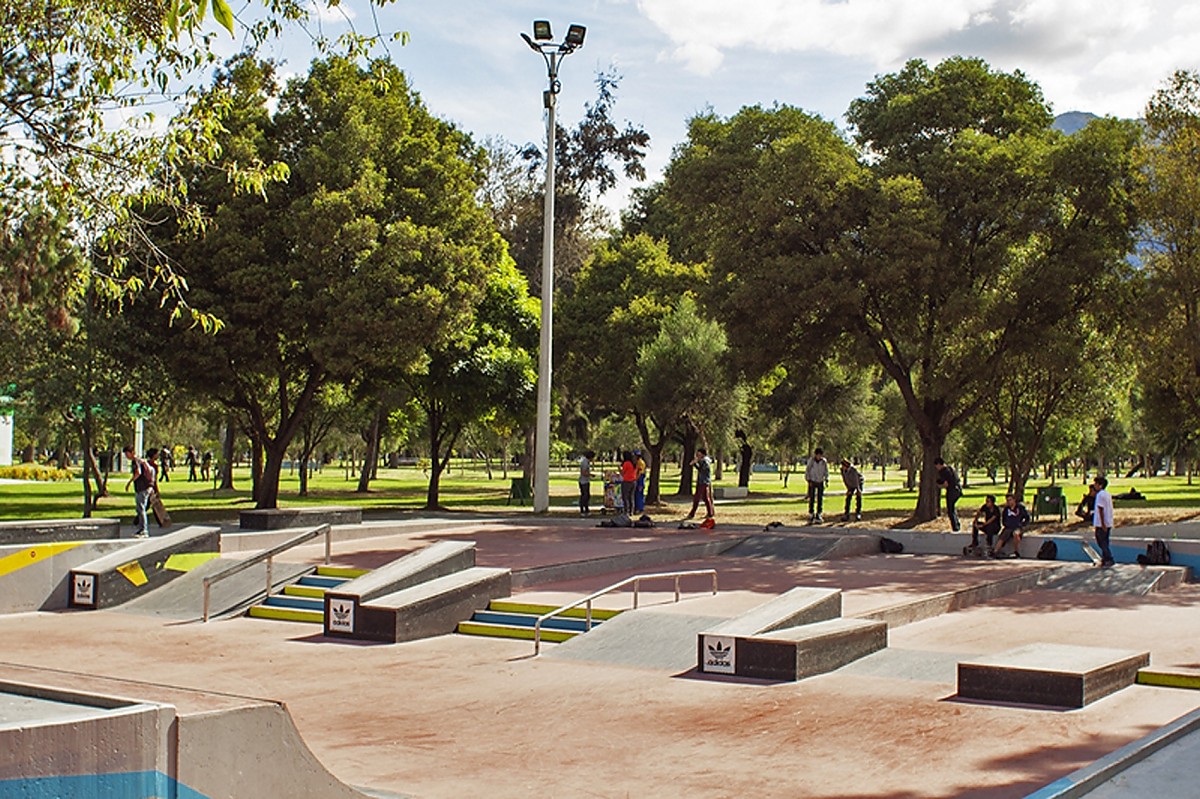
533, 20, 553, 40
564, 24, 586, 48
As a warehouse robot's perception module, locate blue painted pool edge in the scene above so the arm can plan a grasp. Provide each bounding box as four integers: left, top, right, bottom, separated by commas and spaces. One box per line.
0, 770, 208, 799
1023, 706, 1200, 798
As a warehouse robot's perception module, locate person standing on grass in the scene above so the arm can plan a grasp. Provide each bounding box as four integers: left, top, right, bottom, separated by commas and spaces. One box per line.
934, 457, 962, 532
620, 451, 637, 516
1092, 475, 1115, 567
687, 448, 715, 521
805, 448, 829, 523
578, 450, 595, 516
840, 459, 863, 522
123, 445, 155, 538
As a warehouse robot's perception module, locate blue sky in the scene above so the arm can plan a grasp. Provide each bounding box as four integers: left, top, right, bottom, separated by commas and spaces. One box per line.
226, 0, 1200, 215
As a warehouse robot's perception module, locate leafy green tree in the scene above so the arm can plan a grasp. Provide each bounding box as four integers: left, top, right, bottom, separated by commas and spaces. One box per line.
401, 256, 537, 509
1136, 70, 1200, 441
556, 233, 706, 501
143, 56, 507, 508
658, 60, 1140, 520
633, 296, 744, 497
1, 0, 403, 331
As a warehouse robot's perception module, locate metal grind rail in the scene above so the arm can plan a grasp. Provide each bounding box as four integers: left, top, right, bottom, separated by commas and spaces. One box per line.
201, 523, 332, 622
533, 569, 718, 655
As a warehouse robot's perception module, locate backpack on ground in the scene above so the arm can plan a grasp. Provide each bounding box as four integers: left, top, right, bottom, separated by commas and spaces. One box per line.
1036, 540, 1057, 560
880, 537, 904, 554
632, 514, 655, 529
1137, 539, 1171, 566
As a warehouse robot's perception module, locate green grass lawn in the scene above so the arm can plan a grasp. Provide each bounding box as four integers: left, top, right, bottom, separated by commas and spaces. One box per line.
4, 462, 1199, 524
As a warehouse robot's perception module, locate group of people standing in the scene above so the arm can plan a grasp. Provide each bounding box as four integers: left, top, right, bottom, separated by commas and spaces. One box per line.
803, 448, 865, 524
577, 449, 649, 517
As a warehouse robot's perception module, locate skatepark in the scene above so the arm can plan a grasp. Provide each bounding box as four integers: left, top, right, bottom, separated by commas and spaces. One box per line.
3, 510, 1200, 798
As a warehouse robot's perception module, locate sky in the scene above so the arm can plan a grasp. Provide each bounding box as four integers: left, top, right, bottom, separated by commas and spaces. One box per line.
228, 0, 1200, 215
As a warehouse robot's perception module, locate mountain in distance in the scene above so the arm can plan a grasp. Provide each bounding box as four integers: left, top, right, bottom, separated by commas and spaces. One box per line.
1053, 111, 1100, 134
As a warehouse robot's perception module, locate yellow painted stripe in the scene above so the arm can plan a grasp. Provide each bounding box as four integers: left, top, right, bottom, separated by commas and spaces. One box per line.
284, 585, 327, 598
456, 622, 577, 643
316, 566, 368, 579
0, 543, 81, 578
488, 600, 622, 621
116, 561, 149, 587
248, 606, 323, 623
1138, 670, 1200, 690
164, 552, 220, 572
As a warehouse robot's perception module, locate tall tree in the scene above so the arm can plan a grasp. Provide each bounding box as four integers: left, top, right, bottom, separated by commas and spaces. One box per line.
556, 234, 706, 502
659, 60, 1140, 520
143, 56, 507, 508
1137, 70, 1200, 438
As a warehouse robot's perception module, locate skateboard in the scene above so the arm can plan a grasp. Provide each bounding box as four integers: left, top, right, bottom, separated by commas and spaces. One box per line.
1080, 540, 1102, 566
150, 490, 172, 527
962, 544, 988, 558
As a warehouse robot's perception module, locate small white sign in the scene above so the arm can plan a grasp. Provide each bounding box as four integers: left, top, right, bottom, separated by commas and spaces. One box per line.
328, 598, 355, 633
72, 573, 96, 607
703, 635, 736, 675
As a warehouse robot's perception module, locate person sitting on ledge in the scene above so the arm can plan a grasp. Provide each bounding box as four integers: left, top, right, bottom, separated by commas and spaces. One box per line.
993, 493, 1030, 558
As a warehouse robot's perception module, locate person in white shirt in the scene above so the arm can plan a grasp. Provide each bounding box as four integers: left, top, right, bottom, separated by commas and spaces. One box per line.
1092, 475, 1115, 567
805, 448, 829, 523
578, 450, 595, 516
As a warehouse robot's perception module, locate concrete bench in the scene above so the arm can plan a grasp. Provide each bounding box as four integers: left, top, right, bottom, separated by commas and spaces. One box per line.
238, 506, 361, 531
329, 567, 510, 643
0, 518, 121, 546
698, 587, 845, 678
68, 526, 221, 609
957, 644, 1149, 708
323, 540, 477, 637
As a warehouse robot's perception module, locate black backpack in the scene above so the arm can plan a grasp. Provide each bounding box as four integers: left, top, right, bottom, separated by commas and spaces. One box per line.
880, 537, 904, 554
1036, 540, 1057, 560
1137, 540, 1171, 566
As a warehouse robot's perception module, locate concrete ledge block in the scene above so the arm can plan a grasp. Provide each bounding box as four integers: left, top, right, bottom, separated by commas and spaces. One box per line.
957, 644, 1149, 708
707, 587, 841, 637
323, 540, 477, 637
0, 518, 121, 546
700, 618, 887, 681
331, 567, 511, 643
238, 506, 361, 530
713, 486, 749, 499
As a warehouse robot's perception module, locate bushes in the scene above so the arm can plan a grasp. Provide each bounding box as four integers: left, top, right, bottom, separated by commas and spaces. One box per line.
0, 463, 73, 482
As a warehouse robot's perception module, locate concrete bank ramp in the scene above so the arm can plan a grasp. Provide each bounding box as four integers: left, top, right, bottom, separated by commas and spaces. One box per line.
116, 557, 312, 620
0, 670, 395, 799
1039, 563, 1189, 596
723, 533, 878, 562
544, 608, 731, 671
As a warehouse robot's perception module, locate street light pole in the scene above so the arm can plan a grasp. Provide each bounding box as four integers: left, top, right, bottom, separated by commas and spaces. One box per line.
522, 21, 585, 514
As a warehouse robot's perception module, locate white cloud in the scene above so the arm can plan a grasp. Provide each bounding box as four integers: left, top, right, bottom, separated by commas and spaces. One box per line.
633, 0, 1200, 117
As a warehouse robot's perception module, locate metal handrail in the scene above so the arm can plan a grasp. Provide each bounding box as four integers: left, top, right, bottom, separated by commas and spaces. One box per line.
202, 523, 332, 622
532, 568, 717, 655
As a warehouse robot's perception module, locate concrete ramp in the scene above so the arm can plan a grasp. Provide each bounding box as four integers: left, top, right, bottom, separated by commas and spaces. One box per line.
1040, 563, 1190, 596
0, 676, 383, 798
67, 526, 221, 609
724, 534, 876, 561
117, 558, 312, 620
545, 610, 730, 671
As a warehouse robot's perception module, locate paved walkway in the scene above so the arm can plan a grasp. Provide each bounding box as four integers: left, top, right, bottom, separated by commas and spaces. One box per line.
2, 514, 1199, 798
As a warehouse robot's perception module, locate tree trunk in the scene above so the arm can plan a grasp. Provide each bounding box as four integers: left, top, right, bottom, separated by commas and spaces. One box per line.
914, 436, 946, 522
677, 425, 699, 497
251, 435, 264, 505
220, 413, 236, 490
357, 404, 382, 493
298, 446, 311, 497
255, 440, 288, 509
79, 413, 94, 519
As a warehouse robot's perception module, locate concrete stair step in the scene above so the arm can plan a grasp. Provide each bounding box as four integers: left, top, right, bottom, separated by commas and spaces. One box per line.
456, 620, 578, 643
469, 610, 599, 632
248, 605, 323, 623
488, 600, 622, 621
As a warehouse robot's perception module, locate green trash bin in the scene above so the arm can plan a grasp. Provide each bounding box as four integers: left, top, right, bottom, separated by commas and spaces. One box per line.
508, 476, 532, 505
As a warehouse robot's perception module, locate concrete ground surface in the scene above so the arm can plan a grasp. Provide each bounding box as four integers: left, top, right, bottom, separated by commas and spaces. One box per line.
3, 514, 1200, 798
